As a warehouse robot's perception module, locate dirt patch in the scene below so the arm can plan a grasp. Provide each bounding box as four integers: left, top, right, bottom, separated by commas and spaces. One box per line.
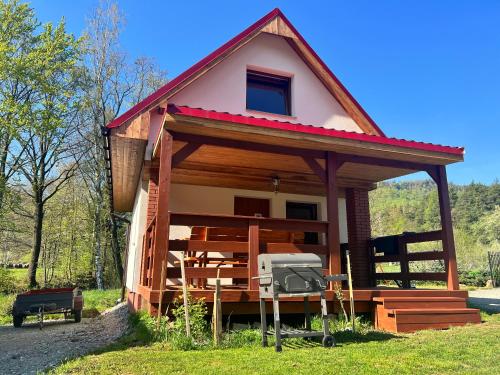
0, 302, 128, 375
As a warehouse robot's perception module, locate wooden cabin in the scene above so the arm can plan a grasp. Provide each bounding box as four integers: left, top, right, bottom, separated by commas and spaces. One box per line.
105, 9, 480, 333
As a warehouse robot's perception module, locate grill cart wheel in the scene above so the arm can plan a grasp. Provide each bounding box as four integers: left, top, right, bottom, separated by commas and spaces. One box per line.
73, 309, 82, 323
13, 314, 24, 328
322, 335, 335, 348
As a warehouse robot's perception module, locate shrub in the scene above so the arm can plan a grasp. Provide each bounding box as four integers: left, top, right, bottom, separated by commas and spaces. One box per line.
0, 268, 17, 294
458, 269, 490, 287
128, 293, 209, 350
128, 310, 160, 343
171, 293, 209, 345
0, 294, 15, 319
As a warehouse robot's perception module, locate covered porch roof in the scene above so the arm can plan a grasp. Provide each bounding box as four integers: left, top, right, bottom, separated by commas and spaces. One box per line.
109, 103, 464, 212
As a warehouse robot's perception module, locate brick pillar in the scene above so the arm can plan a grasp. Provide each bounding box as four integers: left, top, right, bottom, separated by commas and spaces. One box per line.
346, 188, 372, 287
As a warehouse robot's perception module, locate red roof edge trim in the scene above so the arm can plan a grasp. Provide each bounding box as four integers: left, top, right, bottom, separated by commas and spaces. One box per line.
167, 104, 464, 156
276, 12, 386, 137
107, 8, 281, 129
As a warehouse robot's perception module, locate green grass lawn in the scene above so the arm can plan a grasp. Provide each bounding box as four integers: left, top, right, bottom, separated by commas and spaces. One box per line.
6, 268, 28, 283
51, 311, 500, 375
0, 289, 120, 325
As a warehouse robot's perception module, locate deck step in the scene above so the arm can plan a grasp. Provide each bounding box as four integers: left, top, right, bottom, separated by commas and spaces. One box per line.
373, 296, 467, 309
374, 295, 481, 333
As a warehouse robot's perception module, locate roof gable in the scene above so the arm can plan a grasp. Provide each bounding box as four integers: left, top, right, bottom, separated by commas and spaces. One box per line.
169, 32, 363, 133
107, 8, 385, 136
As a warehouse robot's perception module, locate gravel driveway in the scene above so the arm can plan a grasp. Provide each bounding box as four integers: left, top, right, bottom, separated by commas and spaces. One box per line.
468, 288, 500, 313
0, 303, 128, 375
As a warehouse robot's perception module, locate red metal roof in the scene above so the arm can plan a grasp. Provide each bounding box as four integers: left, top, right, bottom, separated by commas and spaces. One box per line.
167, 104, 464, 156
106, 8, 386, 136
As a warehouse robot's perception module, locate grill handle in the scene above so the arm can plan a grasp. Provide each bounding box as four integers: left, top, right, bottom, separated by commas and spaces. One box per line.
325, 274, 348, 282
252, 276, 272, 286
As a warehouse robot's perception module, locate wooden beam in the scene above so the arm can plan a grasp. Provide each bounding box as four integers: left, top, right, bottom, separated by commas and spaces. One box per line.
337, 153, 434, 173
374, 272, 448, 282
265, 243, 329, 255
171, 142, 201, 168
172, 168, 374, 194
170, 131, 326, 159
326, 152, 341, 280
398, 230, 443, 244
151, 130, 173, 290
435, 165, 459, 290
426, 168, 439, 184
373, 251, 445, 263
302, 157, 326, 184
140, 284, 469, 304
169, 240, 248, 253
166, 267, 248, 279
170, 212, 329, 233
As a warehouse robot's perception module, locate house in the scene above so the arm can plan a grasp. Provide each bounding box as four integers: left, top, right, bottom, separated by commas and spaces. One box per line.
104, 8, 480, 333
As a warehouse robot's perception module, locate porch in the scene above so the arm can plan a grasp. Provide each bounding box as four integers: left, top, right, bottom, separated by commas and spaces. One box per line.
121, 107, 482, 332
136, 209, 477, 331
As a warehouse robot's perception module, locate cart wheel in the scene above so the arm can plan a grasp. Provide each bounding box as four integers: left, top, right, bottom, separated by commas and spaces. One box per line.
322, 335, 335, 348
74, 310, 82, 323
13, 315, 24, 328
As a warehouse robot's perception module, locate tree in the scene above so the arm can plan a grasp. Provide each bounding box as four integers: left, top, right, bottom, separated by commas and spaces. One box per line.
79, 0, 166, 289
0, 0, 38, 217
15, 19, 82, 287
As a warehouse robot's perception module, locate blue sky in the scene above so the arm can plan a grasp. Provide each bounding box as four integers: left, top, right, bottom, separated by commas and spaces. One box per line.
30, 0, 500, 184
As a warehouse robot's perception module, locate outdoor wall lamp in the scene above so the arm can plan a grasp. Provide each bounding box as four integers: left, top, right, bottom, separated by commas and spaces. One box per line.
272, 176, 280, 194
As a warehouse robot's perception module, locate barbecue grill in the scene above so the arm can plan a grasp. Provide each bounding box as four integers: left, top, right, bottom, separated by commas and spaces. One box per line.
256, 253, 347, 352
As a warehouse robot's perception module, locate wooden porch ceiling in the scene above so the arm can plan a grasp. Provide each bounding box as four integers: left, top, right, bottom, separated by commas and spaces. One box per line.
168, 140, 414, 196
111, 136, 147, 212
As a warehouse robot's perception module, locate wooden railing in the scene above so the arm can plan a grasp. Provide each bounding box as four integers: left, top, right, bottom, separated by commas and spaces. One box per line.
368, 230, 446, 288
165, 212, 329, 290
140, 216, 157, 287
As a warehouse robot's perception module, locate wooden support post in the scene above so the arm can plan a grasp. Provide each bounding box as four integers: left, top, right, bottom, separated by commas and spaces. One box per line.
435, 166, 459, 290
213, 269, 222, 346
326, 152, 341, 286
248, 219, 260, 290
151, 130, 173, 291
156, 260, 166, 329
180, 251, 191, 337
398, 238, 411, 288
346, 250, 356, 333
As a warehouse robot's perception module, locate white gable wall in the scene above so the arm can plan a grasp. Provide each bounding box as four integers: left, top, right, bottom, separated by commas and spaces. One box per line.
125, 172, 148, 292
170, 33, 363, 133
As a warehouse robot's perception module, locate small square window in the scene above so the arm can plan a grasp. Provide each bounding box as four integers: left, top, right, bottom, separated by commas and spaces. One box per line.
246, 70, 291, 116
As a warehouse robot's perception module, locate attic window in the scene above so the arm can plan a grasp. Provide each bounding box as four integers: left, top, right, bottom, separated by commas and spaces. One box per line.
246, 70, 291, 116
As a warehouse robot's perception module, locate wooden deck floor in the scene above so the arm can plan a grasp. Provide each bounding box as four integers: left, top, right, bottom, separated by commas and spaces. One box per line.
137, 284, 469, 315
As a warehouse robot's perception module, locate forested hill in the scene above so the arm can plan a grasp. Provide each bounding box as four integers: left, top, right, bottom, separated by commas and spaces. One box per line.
369, 180, 500, 271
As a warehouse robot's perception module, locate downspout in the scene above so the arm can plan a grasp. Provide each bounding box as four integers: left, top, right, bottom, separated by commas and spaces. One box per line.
100, 126, 114, 210
100, 127, 133, 301
100, 126, 124, 288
